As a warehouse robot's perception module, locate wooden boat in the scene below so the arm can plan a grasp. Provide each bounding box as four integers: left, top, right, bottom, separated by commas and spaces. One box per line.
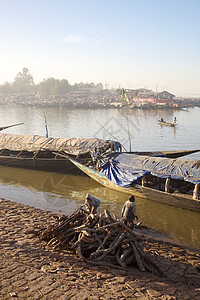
0, 133, 112, 173
130, 149, 200, 159
69, 154, 200, 212
158, 119, 178, 127
0, 132, 199, 173
0, 147, 199, 173
0, 123, 24, 131
0, 153, 80, 173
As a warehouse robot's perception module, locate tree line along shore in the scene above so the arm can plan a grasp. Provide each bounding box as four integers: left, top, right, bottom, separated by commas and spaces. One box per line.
1, 91, 200, 109
1, 68, 200, 109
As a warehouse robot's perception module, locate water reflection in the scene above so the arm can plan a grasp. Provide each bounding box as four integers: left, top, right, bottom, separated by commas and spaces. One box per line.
1, 105, 200, 159
0, 165, 200, 249
158, 124, 177, 136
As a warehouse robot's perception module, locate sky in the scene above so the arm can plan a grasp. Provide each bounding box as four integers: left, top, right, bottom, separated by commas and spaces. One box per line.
0, 0, 200, 97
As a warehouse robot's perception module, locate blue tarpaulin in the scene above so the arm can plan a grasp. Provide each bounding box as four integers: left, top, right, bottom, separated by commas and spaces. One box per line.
99, 153, 200, 187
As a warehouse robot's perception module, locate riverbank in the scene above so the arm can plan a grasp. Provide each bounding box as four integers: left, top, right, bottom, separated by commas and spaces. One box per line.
1, 198, 200, 299
1, 93, 200, 109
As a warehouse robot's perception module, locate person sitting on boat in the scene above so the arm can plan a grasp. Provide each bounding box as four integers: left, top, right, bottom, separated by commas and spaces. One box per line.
85, 193, 101, 214
161, 117, 164, 122
121, 195, 138, 229
91, 148, 101, 165
174, 116, 177, 123
111, 141, 122, 152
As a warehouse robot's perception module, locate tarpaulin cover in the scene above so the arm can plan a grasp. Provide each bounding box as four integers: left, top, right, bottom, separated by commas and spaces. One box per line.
99, 153, 200, 186
0, 133, 111, 156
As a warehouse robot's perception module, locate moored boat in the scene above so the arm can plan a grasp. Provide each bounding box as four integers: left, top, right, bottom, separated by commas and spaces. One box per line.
0, 123, 24, 131
0, 132, 199, 173
0, 133, 112, 173
69, 153, 200, 212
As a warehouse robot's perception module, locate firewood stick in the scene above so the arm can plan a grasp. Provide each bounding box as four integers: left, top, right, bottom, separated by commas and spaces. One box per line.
77, 241, 86, 261
130, 241, 145, 272
96, 220, 124, 231
124, 254, 134, 265
120, 248, 132, 262
96, 232, 125, 261
115, 247, 127, 268
120, 222, 143, 239
96, 229, 119, 251
104, 209, 116, 222
87, 260, 126, 270
92, 233, 102, 247
109, 231, 124, 248
134, 240, 165, 276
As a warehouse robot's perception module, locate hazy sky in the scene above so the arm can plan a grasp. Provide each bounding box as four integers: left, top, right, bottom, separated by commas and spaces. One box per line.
0, 0, 200, 96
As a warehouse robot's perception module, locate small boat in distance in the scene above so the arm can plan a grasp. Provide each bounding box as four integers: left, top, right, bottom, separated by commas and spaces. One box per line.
158, 117, 178, 127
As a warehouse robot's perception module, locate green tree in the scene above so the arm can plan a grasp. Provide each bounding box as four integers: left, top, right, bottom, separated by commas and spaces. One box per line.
53, 79, 71, 94
0, 81, 13, 95
96, 83, 103, 90
13, 67, 34, 93
37, 77, 71, 95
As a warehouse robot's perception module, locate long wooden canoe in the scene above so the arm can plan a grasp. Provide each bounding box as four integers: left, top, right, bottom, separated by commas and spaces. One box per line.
0, 148, 199, 173
0, 123, 24, 131
131, 149, 200, 158
158, 120, 178, 127
69, 158, 200, 212
0, 155, 80, 173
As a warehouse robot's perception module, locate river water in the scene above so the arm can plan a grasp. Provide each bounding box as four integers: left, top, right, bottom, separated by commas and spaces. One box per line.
0, 104, 200, 249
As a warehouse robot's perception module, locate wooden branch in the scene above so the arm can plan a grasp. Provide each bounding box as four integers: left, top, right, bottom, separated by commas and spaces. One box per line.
130, 241, 145, 272
115, 247, 127, 268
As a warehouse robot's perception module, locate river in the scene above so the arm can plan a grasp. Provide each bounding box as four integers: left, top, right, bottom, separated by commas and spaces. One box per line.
0, 104, 200, 249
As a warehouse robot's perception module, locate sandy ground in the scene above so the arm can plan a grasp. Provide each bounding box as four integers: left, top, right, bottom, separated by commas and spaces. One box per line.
1, 198, 200, 300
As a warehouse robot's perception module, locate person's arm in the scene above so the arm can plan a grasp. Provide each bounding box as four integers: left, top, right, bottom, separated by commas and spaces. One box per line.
121, 204, 125, 217
132, 204, 138, 219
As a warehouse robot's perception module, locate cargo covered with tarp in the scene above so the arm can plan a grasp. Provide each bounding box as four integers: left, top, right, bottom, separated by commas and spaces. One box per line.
0, 133, 112, 156
99, 153, 200, 186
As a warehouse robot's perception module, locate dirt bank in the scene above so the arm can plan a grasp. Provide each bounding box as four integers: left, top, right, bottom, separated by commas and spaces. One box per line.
0, 198, 200, 299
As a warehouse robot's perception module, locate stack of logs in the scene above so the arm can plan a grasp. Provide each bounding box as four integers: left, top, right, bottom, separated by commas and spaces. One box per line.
38, 206, 164, 276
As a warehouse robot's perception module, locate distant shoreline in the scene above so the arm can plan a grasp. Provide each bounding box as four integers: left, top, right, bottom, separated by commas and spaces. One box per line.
1, 90, 200, 110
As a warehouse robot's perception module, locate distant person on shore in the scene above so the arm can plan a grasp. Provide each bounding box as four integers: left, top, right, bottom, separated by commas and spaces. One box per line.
121, 195, 138, 229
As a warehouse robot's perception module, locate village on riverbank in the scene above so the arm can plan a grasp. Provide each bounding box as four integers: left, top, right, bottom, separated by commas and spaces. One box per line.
1, 88, 200, 109
1, 68, 200, 109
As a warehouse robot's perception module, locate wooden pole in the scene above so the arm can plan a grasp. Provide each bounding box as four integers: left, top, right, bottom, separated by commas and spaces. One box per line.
96, 121, 127, 152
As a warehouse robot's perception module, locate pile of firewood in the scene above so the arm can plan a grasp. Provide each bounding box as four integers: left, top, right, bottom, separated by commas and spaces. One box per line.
38, 206, 164, 276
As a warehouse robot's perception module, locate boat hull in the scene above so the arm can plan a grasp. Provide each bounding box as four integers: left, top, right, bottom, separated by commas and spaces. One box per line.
131, 149, 200, 158
158, 120, 178, 127
70, 159, 200, 212
0, 149, 199, 173
0, 156, 80, 174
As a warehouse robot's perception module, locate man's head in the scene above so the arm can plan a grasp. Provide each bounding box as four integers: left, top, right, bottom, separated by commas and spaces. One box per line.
129, 195, 135, 202
86, 193, 92, 200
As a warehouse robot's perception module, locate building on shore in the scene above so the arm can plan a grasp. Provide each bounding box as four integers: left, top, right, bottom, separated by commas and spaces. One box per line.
125, 88, 177, 108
